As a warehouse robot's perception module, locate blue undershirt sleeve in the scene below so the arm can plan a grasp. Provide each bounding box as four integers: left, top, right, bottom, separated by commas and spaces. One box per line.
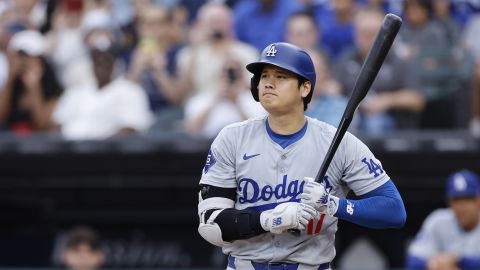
334, 180, 406, 229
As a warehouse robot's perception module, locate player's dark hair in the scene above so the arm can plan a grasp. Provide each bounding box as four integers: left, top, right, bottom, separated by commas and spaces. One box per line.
64, 226, 101, 251
297, 76, 309, 111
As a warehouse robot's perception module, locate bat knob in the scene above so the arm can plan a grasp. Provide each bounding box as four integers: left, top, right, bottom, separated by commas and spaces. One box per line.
383, 13, 402, 35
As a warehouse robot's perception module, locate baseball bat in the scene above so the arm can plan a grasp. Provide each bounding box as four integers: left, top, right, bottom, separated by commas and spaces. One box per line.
314, 13, 402, 184
288, 13, 401, 236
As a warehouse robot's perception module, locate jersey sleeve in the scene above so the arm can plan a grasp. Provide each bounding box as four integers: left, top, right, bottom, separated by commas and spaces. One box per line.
341, 132, 390, 196
199, 126, 237, 188
407, 210, 443, 259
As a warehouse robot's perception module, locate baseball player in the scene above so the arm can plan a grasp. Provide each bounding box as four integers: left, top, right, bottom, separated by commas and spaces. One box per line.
406, 170, 480, 270
197, 42, 406, 270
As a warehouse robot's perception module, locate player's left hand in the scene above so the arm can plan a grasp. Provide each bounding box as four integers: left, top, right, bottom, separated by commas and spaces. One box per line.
300, 177, 339, 216
260, 202, 318, 234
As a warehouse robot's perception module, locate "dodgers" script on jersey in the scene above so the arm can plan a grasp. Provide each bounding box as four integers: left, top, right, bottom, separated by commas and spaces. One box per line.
237, 175, 306, 204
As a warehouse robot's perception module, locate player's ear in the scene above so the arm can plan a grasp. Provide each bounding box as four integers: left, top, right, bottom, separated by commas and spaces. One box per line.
301, 81, 311, 98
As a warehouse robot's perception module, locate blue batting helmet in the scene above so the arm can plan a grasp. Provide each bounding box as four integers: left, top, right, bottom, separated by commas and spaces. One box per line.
246, 42, 316, 108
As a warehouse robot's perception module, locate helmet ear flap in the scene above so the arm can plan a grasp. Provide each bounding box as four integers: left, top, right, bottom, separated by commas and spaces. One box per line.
250, 74, 260, 101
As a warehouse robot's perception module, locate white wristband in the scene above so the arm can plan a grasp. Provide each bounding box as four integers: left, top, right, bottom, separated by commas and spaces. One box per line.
326, 195, 339, 216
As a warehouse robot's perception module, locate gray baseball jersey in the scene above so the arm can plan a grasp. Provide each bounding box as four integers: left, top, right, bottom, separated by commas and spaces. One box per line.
199, 116, 389, 265
408, 209, 480, 258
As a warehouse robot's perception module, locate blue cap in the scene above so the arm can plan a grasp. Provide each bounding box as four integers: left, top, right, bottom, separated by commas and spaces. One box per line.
446, 170, 480, 199
246, 42, 316, 90
246, 42, 316, 104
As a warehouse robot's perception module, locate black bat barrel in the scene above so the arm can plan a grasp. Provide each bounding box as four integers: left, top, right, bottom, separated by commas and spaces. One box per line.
314, 13, 402, 183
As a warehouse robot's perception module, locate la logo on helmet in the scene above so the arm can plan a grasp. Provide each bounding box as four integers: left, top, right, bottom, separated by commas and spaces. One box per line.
266, 44, 277, 57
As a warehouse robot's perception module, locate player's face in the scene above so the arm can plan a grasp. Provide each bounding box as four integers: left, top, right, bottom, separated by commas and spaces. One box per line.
449, 197, 480, 231
258, 65, 310, 114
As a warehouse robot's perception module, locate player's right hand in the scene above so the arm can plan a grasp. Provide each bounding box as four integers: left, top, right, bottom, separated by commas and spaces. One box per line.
259, 202, 318, 234
300, 177, 339, 216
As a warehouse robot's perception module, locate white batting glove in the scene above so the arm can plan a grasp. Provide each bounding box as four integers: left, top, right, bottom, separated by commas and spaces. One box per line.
260, 202, 318, 234
300, 177, 339, 216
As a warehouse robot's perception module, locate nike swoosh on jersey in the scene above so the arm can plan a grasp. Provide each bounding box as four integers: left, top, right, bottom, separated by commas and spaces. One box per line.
243, 153, 260, 160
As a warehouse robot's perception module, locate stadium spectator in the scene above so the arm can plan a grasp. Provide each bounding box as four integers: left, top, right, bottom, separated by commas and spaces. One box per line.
52, 37, 153, 140
117, 0, 155, 67
184, 58, 265, 138
176, 2, 257, 98
314, 0, 357, 60
357, 0, 404, 14
61, 226, 105, 270
0, 27, 7, 90
432, 0, 461, 47
397, 0, 448, 62
177, 0, 208, 24
0, 12, 28, 89
333, 8, 424, 134
0, 0, 45, 29
462, 14, 480, 137
284, 11, 345, 126
127, 4, 183, 112
0, 30, 63, 134
359, 0, 388, 12
473, 91, 480, 137
399, 0, 472, 129
232, 0, 304, 51
406, 169, 480, 270
168, 4, 188, 51
47, 6, 118, 89
305, 49, 349, 128
285, 11, 323, 53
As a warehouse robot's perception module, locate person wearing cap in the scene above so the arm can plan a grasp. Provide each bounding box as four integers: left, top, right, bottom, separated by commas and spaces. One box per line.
196, 42, 406, 270
51, 31, 153, 140
406, 169, 480, 270
0, 30, 63, 134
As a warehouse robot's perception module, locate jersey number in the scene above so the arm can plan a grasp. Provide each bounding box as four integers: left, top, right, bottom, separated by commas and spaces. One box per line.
307, 214, 326, 235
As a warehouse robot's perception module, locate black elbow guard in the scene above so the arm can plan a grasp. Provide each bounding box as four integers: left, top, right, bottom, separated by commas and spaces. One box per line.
215, 208, 266, 241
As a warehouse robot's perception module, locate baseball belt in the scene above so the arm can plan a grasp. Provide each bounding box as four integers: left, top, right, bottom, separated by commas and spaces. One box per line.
228, 255, 330, 270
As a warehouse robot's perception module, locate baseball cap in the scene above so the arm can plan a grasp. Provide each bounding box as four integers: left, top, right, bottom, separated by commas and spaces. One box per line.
8, 30, 46, 56
446, 170, 480, 199
80, 9, 113, 37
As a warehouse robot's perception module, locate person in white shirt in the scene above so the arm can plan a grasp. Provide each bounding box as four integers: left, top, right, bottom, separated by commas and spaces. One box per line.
52, 43, 153, 140
184, 58, 265, 138
176, 2, 258, 98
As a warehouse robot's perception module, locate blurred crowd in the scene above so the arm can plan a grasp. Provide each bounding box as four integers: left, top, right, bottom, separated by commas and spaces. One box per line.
1, 0, 480, 140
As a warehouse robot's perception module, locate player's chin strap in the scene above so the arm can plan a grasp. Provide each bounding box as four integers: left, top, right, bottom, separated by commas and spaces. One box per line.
197, 192, 235, 247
